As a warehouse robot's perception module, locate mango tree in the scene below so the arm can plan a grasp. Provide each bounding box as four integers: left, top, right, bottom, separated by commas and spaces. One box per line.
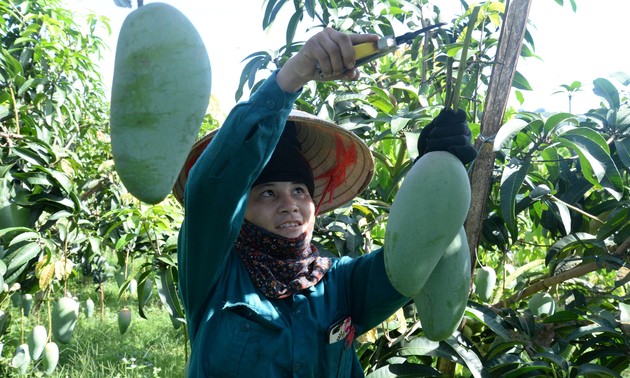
0, 0, 195, 374
241, 0, 629, 376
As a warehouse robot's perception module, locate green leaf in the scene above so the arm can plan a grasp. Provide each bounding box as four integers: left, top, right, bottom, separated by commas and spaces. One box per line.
613, 137, 630, 170
576, 363, 623, 378
556, 128, 623, 200
549, 200, 571, 235
465, 302, 512, 340
5, 242, 41, 273
136, 268, 153, 320
593, 78, 620, 110
33, 165, 73, 194
501, 363, 556, 378
12, 147, 49, 166
493, 118, 528, 152
8, 231, 38, 246
512, 71, 532, 90
390, 117, 411, 135
304, 0, 315, 19
444, 336, 487, 378
367, 88, 395, 114
17, 77, 36, 96
597, 207, 629, 241
499, 158, 531, 233
156, 266, 184, 319
620, 303, 630, 323
262, 0, 288, 29
544, 112, 578, 135
0, 104, 9, 120
398, 336, 465, 364
531, 351, 569, 372
546, 233, 606, 266
285, 12, 300, 47
366, 362, 441, 377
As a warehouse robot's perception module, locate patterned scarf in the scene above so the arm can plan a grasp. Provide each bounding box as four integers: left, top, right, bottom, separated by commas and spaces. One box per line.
234, 220, 332, 299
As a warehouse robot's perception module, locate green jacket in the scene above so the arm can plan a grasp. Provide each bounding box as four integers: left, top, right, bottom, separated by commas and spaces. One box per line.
178, 72, 408, 377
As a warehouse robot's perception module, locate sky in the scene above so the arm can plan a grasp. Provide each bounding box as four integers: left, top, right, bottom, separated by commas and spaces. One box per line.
63, 0, 630, 117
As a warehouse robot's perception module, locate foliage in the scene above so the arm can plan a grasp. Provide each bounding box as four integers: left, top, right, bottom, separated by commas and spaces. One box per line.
243, 0, 630, 376
0, 278, 186, 377
0, 0, 628, 376
0, 0, 193, 374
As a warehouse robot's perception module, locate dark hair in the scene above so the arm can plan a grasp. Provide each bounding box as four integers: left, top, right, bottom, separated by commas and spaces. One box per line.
253, 122, 315, 196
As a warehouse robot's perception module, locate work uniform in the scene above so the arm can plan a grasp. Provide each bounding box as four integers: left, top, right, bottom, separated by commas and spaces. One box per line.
178, 72, 409, 377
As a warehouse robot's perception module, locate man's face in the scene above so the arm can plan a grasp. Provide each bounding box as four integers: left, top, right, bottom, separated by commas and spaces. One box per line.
245, 181, 315, 239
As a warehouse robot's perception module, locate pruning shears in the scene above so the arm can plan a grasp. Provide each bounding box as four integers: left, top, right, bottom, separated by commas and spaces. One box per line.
353, 23, 447, 66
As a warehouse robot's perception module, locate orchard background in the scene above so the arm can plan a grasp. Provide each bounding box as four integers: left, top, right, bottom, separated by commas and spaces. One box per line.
0, 0, 628, 376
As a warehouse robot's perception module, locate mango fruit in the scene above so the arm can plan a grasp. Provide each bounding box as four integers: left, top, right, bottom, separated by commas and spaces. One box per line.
473, 266, 496, 302
118, 307, 132, 335
42, 342, 59, 375
28, 325, 47, 360
414, 227, 471, 341
110, 3, 212, 204
84, 298, 95, 318
12, 343, 30, 374
528, 292, 556, 317
51, 297, 79, 344
384, 151, 471, 296
21, 293, 33, 317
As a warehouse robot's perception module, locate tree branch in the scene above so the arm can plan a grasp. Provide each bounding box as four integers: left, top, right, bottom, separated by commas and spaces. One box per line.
465, 0, 533, 270
501, 236, 630, 307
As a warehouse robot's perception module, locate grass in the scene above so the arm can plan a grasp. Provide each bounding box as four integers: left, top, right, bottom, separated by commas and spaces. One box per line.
0, 277, 188, 377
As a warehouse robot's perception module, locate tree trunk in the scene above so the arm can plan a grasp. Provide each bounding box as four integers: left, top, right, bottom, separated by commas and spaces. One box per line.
465, 0, 533, 269
439, 1, 532, 375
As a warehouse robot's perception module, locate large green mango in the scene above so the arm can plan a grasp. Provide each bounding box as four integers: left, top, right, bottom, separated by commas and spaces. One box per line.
414, 227, 471, 341
384, 151, 471, 296
110, 3, 211, 204
51, 297, 79, 344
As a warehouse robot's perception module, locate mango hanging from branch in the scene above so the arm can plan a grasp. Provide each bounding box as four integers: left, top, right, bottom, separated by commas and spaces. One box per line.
110, 3, 212, 204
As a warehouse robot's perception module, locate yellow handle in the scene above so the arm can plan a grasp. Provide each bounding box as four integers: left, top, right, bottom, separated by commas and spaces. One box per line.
353, 41, 380, 60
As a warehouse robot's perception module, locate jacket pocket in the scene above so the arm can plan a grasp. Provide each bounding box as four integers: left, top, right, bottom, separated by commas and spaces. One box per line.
324, 339, 353, 378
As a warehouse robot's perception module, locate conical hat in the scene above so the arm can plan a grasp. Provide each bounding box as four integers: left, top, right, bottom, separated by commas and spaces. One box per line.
173, 109, 374, 213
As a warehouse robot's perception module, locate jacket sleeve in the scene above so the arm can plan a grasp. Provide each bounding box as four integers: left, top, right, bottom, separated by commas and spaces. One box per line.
177, 72, 301, 336
341, 249, 410, 335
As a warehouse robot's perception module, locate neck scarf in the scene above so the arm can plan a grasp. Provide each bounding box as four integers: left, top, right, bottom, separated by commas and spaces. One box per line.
234, 220, 332, 299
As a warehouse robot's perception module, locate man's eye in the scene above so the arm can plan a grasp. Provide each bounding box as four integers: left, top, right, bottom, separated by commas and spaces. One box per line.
261, 190, 274, 197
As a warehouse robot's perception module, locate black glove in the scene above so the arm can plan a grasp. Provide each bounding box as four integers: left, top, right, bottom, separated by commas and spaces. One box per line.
417, 108, 477, 165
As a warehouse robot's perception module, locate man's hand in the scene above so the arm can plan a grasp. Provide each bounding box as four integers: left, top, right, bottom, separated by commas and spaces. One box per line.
417, 108, 477, 165
276, 28, 378, 93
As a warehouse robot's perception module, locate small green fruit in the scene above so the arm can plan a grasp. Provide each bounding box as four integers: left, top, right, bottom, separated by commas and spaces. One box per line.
21, 293, 33, 317
28, 325, 47, 360
118, 307, 132, 335
528, 292, 556, 317
42, 342, 59, 375
51, 297, 79, 344
0, 310, 10, 334
12, 343, 30, 375
11, 292, 22, 307
84, 298, 95, 318
474, 266, 496, 302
